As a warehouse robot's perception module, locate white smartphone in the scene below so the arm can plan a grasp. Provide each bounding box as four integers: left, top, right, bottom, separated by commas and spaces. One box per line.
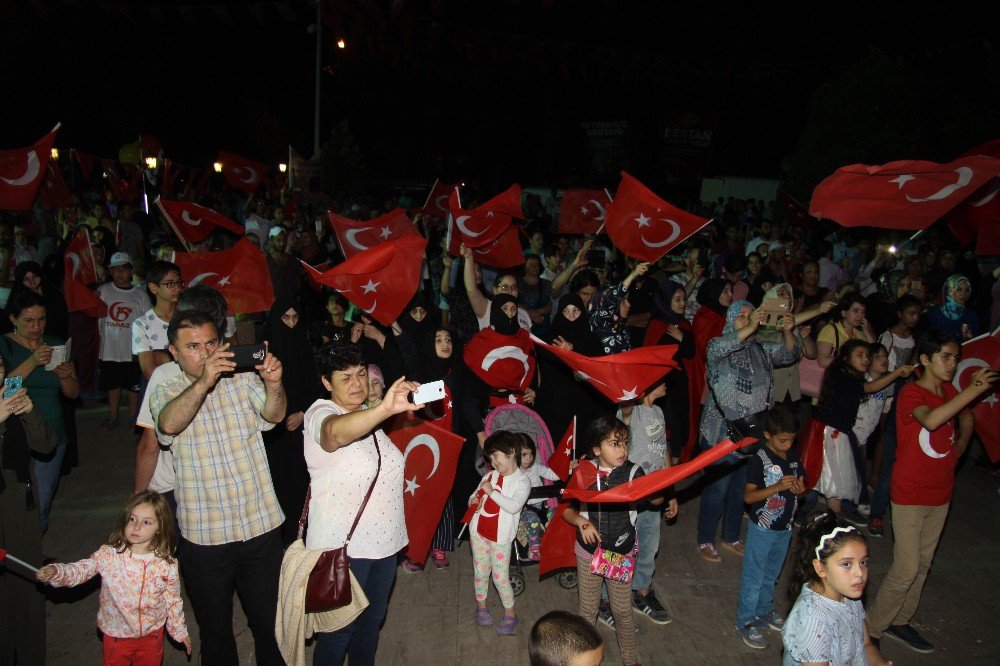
412, 380, 445, 404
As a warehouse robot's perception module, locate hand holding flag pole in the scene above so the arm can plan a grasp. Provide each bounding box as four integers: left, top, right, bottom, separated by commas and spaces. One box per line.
0, 547, 40, 575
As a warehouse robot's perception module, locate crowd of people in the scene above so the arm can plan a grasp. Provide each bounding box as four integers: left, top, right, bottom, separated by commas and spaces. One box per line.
0, 178, 998, 666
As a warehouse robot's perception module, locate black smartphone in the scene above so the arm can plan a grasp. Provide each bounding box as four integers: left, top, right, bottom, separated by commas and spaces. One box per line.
585, 249, 605, 269
229, 343, 266, 370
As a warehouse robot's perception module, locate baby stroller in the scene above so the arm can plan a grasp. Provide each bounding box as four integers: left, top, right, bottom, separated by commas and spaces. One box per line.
509, 484, 577, 596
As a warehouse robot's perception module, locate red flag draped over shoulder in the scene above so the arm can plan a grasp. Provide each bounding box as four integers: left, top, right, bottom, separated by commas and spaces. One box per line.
173, 239, 275, 314
955, 327, 1000, 462
809, 154, 1000, 230
217, 150, 267, 194
464, 328, 536, 393
532, 336, 678, 403
558, 189, 609, 234
62, 229, 106, 317
0, 126, 58, 210
309, 235, 427, 326
157, 199, 244, 244
327, 208, 420, 259
385, 415, 465, 566
605, 172, 711, 262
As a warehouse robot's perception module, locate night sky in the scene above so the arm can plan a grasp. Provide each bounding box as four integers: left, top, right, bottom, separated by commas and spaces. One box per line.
3, 1, 997, 190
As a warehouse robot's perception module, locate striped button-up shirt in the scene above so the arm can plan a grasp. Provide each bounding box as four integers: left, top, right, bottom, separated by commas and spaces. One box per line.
151, 371, 282, 546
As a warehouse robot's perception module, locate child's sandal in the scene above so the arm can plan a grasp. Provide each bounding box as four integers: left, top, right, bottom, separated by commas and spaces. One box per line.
475, 608, 493, 626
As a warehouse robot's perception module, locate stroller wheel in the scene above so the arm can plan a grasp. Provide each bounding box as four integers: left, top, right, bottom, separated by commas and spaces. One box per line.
511, 569, 526, 596
557, 571, 577, 589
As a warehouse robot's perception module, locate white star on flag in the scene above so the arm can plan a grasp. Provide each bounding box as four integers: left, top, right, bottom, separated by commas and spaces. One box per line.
217, 275, 231, 287
486, 211, 495, 217
890, 174, 915, 189
635, 213, 651, 227
579, 205, 589, 214
617, 386, 639, 401
362, 279, 380, 294
404, 477, 421, 496
379, 226, 392, 240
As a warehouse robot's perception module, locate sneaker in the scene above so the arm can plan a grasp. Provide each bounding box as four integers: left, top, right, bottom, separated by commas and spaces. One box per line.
496, 613, 518, 636
597, 601, 616, 630
735, 623, 768, 649
842, 509, 868, 527
698, 543, 722, 562
400, 558, 423, 573
721, 540, 745, 557
884, 624, 934, 653
868, 517, 884, 538
475, 608, 493, 626
857, 503, 871, 517
430, 549, 450, 569
757, 610, 785, 631
632, 590, 672, 625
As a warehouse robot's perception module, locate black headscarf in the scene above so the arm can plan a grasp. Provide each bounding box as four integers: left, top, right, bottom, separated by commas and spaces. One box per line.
262, 295, 322, 413
418, 326, 456, 382
398, 292, 438, 340
490, 293, 520, 336
696, 278, 730, 316
549, 293, 602, 356
652, 280, 685, 325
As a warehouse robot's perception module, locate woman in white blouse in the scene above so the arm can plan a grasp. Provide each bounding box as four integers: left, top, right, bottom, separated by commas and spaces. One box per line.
303, 344, 422, 666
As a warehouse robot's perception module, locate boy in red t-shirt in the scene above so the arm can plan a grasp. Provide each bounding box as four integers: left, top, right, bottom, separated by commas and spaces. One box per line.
866, 329, 997, 654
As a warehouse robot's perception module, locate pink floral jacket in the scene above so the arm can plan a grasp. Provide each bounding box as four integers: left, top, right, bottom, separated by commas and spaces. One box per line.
48, 545, 188, 642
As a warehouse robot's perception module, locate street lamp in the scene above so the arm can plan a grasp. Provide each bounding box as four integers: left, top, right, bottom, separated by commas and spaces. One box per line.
337, 38, 346, 49
213, 162, 223, 173
50, 147, 59, 159
278, 163, 287, 173
144, 156, 158, 170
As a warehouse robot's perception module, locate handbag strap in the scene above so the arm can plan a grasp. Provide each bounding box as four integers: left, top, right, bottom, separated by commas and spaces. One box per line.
296, 435, 383, 545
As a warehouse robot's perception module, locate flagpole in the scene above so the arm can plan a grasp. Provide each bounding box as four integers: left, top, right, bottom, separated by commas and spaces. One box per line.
3, 553, 39, 575
422, 178, 440, 213
155, 197, 195, 253
895, 228, 927, 254
572, 415, 577, 459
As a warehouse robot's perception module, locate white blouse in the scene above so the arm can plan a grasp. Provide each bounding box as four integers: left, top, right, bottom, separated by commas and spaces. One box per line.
303, 399, 408, 559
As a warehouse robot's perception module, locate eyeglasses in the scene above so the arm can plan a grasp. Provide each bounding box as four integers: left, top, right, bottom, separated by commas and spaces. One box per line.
158, 280, 185, 289
497, 283, 518, 292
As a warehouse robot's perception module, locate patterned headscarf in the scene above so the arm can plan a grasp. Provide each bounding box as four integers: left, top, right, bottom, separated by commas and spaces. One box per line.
941, 274, 971, 320
723, 300, 754, 335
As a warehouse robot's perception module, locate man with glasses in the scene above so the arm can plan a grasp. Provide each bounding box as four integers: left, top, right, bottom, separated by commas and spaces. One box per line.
132, 260, 184, 380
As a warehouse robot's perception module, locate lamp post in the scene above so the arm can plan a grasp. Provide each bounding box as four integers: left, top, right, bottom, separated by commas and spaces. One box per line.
313, 0, 322, 158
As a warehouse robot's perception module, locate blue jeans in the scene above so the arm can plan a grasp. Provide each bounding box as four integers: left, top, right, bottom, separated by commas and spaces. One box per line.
631, 508, 661, 592
735, 522, 792, 627
313, 554, 398, 666
31, 443, 66, 534
696, 455, 748, 545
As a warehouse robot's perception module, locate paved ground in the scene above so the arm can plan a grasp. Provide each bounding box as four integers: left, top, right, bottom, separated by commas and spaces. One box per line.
33, 406, 1000, 664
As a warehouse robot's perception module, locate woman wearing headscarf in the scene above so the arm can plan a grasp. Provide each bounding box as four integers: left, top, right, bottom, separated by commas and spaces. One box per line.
5, 261, 70, 340
261, 295, 324, 545
924, 274, 979, 340
549, 293, 602, 357
695, 300, 801, 562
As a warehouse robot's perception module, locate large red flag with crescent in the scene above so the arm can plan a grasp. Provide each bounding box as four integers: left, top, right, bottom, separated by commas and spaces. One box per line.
954, 326, 1000, 462
62, 229, 106, 317
546, 417, 577, 482
464, 327, 536, 393
327, 208, 420, 259
0, 126, 58, 210
39, 159, 76, 210
447, 185, 521, 249
809, 154, 1000, 230
538, 438, 747, 576
605, 172, 711, 262
309, 235, 427, 326
532, 336, 678, 403
558, 189, 609, 234
422, 179, 459, 227
217, 151, 266, 194
173, 239, 275, 314
157, 199, 244, 244
385, 414, 465, 566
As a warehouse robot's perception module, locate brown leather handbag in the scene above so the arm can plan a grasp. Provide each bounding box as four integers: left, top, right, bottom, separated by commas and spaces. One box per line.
299, 439, 382, 613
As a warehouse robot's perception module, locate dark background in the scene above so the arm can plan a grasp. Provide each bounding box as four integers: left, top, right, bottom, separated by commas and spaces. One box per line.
4, 1, 1000, 197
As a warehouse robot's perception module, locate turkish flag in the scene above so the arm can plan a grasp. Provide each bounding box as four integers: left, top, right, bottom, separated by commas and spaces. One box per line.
62, 229, 106, 317
546, 417, 577, 482
299, 259, 334, 293
532, 335, 679, 403
538, 438, 746, 576
464, 224, 525, 269
421, 179, 459, 226
464, 327, 536, 393
75, 151, 95, 181
39, 160, 76, 210
100, 160, 141, 202
327, 208, 421, 259
447, 185, 521, 249
0, 127, 57, 210
557, 189, 609, 234
605, 172, 711, 262
945, 177, 1000, 256
173, 239, 275, 315
157, 199, 244, 244
217, 151, 266, 194
777, 190, 816, 227
309, 235, 427, 326
955, 326, 1000, 462
385, 414, 465, 566
808, 155, 1000, 230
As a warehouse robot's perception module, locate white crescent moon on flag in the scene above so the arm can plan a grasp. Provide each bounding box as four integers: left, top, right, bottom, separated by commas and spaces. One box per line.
456, 215, 486, 238
970, 178, 1000, 207
1, 150, 40, 186
66, 252, 81, 278
189, 272, 219, 286
482, 345, 531, 385
181, 210, 203, 226
234, 167, 257, 184
344, 227, 372, 251
362, 300, 377, 314
641, 218, 681, 248
918, 427, 949, 459
953, 357, 997, 404
586, 199, 606, 221
435, 194, 449, 210
905, 167, 973, 203
403, 434, 441, 479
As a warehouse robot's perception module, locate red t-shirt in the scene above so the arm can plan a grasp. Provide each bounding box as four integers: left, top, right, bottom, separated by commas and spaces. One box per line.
892, 382, 960, 506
